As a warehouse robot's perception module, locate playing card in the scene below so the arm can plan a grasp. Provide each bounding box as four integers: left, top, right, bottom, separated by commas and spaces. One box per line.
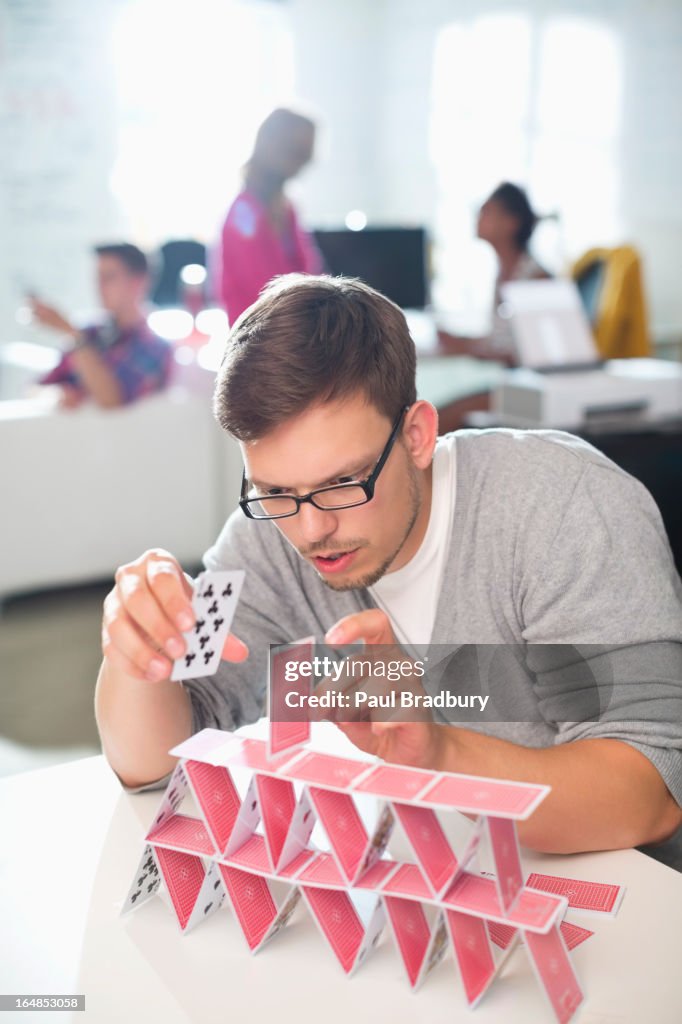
524, 923, 584, 1024
255, 774, 297, 870
208, 736, 302, 774
147, 762, 189, 833
182, 861, 227, 934
147, 813, 216, 855
169, 728, 235, 762
228, 834, 271, 873
272, 788, 317, 873
418, 912, 450, 988
353, 859, 399, 890
296, 852, 346, 889
354, 802, 395, 881
559, 921, 594, 950
267, 638, 314, 759
171, 570, 245, 681
259, 886, 302, 947
380, 863, 432, 900
487, 920, 517, 950
224, 776, 261, 858
283, 751, 373, 790
120, 844, 162, 916
154, 847, 207, 931
487, 816, 523, 912
392, 803, 459, 897
445, 909, 497, 1007
276, 849, 315, 880
443, 872, 566, 933
219, 865, 278, 951
352, 763, 436, 800
383, 895, 433, 988
526, 872, 625, 916
300, 887, 367, 975
420, 774, 549, 820
308, 787, 369, 883
183, 759, 242, 854
351, 896, 386, 975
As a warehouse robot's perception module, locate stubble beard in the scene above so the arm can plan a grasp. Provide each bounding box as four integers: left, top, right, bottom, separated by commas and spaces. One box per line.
319, 467, 422, 592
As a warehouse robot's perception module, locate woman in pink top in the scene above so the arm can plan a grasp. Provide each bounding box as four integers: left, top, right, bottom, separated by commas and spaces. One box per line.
216, 109, 323, 324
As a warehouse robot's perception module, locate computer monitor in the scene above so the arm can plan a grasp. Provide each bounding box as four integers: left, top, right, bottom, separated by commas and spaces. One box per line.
313, 227, 429, 309
500, 279, 601, 371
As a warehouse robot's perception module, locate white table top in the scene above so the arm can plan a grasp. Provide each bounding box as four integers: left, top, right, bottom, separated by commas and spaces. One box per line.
2, 734, 682, 1024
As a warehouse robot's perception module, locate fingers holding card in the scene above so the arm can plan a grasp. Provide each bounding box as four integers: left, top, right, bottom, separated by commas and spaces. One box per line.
171, 570, 245, 682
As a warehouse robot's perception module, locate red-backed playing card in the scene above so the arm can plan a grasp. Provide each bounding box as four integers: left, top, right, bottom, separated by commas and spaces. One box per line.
353, 859, 399, 890
421, 774, 548, 819
308, 787, 369, 882
301, 887, 366, 974
446, 909, 496, 1007
296, 852, 345, 888
380, 863, 432, 900
272, 788, 316, 873
219, 865, 277, 951
183, 760, 241, 854
352, 763, 436, 800
524, 923, 584, 1023
560, 921, 594, 950
228, 834, 271, 873
487, 816, 523, 912
384, 896, 432, 988
487, 920, 517, 950
147, 814, 216, 856
283, 751, 371, 790
255, 774, 297, 870
392, 803, 459, 896
527, 872, 624, 915
444, 872, 564, 932
268, 639, 314, 759
154, 847, 206, 931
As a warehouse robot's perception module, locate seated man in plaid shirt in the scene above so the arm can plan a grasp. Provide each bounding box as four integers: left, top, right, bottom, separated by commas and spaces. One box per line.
33, 242, 172, 410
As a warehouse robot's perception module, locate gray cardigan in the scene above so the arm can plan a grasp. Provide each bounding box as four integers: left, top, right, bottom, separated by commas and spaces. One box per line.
128, 429, 682, 865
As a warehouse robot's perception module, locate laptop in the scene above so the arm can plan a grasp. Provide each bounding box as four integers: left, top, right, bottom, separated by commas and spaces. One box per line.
499, 279, 604, 373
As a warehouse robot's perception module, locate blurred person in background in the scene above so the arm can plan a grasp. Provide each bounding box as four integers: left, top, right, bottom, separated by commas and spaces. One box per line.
215, 108, 323, 324
438, 182, 551, 364
33, 243, 172, 410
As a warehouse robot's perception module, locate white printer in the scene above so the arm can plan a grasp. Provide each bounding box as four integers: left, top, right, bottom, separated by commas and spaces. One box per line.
492, 280, 682, 429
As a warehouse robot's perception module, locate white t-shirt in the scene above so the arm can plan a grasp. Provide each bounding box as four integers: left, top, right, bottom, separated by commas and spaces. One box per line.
369, 434, 456, 646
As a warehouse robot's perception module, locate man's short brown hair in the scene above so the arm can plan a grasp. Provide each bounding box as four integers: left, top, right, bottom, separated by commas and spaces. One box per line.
213, 274, 417, 441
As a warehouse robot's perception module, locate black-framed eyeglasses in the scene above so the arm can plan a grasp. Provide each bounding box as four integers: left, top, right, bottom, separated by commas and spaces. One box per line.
239, 405, 410, 520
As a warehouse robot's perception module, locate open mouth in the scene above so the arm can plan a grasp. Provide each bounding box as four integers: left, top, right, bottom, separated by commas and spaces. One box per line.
312, 549, 359, 574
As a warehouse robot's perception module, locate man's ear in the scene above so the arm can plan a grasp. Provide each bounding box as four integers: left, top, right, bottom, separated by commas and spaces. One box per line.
403, 401, 439, 469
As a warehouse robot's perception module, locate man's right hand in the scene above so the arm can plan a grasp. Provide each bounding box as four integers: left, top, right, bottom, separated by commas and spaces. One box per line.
102, 549, 248, 682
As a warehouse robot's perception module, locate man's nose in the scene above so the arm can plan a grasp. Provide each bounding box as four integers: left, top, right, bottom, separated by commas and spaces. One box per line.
296, 500, 338, 546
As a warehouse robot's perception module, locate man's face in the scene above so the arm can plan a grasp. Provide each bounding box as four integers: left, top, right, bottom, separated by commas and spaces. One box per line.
241, 396, 428, 591
96, 255, 145, 315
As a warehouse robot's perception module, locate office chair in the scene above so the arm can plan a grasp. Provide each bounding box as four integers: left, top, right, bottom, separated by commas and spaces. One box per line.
572, 245, 651, 358
151, 239, 207, 307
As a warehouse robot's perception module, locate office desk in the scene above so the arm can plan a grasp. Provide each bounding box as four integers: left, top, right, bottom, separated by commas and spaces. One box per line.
2, 742, 682, 1024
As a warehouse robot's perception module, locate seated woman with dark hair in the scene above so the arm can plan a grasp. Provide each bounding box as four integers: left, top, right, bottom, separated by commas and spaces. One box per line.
438, 182, 551, 364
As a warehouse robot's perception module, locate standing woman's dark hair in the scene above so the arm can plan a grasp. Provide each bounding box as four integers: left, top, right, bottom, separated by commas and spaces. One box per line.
487, 182, 539, 251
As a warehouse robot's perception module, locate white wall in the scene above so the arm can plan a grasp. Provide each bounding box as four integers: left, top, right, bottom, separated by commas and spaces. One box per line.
0, 0, 124, 341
